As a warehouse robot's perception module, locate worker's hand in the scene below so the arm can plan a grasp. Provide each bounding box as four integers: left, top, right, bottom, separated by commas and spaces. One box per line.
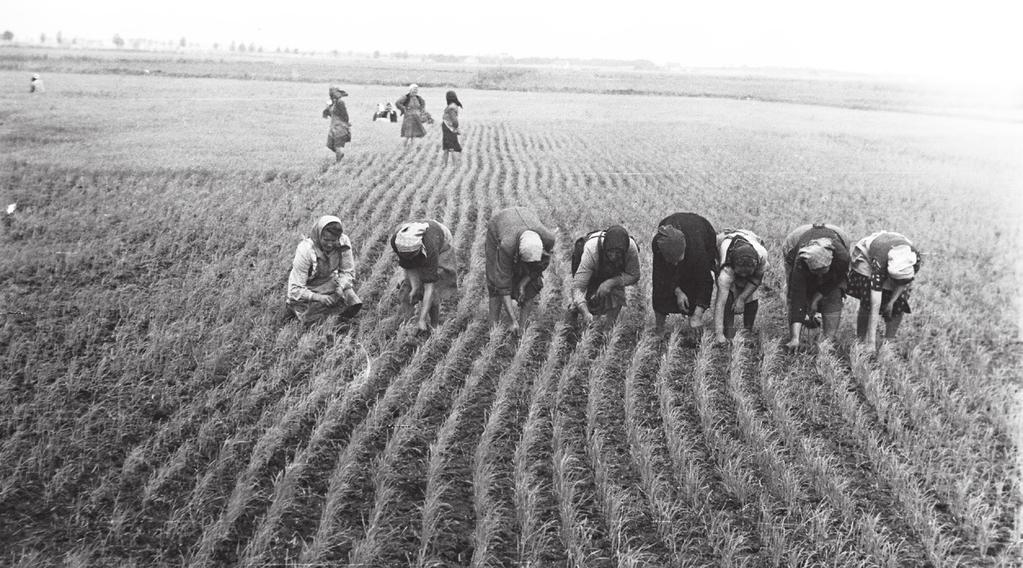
579, 309, 594, 325
315, 293, 338, 306
674, 289, 689, 312
732, 299, 745, 314
714, 333, 729, 345
595, 279, 617, 299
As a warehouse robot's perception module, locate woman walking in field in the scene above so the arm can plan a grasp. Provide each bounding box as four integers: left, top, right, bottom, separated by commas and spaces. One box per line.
391, 219, 458, 332
782, 222, 852, 349
441, 90, 463, 165
847, 230, 922, 347
485, 206, 556, 335
286, 215, 363, 325
395, 84, 430, 145
322, 86, 351, 162
712, 228, 769, 344
651, 212, 718, 336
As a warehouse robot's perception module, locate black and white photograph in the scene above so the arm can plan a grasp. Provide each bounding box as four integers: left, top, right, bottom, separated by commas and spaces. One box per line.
2, 1, 1021, 566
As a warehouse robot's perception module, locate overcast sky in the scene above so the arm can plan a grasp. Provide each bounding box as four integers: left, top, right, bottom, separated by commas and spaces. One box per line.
6, 0, 1020, 82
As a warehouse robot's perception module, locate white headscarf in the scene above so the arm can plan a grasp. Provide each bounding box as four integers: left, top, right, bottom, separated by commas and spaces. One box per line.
887, 245, 917, 280
518, 230, 543, 262
394, 221, 429, 254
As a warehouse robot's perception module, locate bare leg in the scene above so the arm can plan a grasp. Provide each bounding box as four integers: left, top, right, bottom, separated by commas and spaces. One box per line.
429, 303, 441, 327
821, 310, 842, 340
442, 150, 449, 165
335, 150, 344, 162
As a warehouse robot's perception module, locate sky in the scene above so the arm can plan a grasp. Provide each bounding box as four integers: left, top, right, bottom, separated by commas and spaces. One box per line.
5, 0, 1021, 82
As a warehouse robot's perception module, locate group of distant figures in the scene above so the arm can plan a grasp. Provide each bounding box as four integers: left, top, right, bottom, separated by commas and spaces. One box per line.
285, 207, 922, 351
323, 83, 463, 164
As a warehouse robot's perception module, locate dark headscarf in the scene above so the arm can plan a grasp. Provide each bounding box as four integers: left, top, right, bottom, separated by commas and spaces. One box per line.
446, 90, 463, 108
655, 225, 687, 263
727, 240, 758, 275
602, 225, 630, 271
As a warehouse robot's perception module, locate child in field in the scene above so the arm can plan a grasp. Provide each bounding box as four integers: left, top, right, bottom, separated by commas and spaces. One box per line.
847, 230, 922, 347
322, 86, 351, 162
485, 207, 556, 334
712, 228, 769, 343
782, 223, 852, 349
391, 219, 458, 332
286, 215, 363, 325
441, 90, 463, 165
651, 212, 717, 336
570, 225, 641, 326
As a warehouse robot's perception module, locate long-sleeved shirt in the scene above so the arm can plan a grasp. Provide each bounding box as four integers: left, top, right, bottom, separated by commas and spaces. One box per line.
571, 232, 641, 307
485, 207, 556, 296
287, 234, 356, 302
651, 212, 717, 314
782, 223, 851, 323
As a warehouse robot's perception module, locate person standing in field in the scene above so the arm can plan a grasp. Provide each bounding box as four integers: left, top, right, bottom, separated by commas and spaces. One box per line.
570, 225, 641, 326
782, 222, 852, 349
486, 206, 556, 334
441, 90, 463, 165
651, 212, 717, 336
29, 74, 44, 93
712, 228, 769, 343
391, 219, 458, 332
847, 230, 922, 347
396, 84, 430, 145
322, 86, 351, 162
286, 215, 363, 325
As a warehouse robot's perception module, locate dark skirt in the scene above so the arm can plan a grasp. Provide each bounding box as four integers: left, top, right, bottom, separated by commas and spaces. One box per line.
847, 272, 912, 316
327, 121, 351, 150
442, 123, 462, 152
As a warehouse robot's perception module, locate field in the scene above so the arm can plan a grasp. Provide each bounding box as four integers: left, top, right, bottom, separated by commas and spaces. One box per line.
1, 53, 1022, 567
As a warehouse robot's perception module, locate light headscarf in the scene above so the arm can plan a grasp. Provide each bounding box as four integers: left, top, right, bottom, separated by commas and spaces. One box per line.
394, 221, 429, 254
311, 215, 344, 251
798, 238, 834, 271
887, 245, 917, 280
518, 230, 544, 263
408, 83, 419, 94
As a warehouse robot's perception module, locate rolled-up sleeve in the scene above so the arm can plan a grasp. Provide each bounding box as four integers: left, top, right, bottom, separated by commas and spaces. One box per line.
335, 235, 356, 290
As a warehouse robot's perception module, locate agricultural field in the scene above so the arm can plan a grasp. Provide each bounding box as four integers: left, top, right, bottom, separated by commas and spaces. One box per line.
1, 60, 1022, 567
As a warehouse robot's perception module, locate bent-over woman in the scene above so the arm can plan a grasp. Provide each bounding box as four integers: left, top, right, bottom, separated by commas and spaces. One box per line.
782, 223, 851, 348
713, 228, 769, 343
391, 219, 458, 331
485, 206, 556, 334
651, 212, 717, 335
847, 230, 922, 347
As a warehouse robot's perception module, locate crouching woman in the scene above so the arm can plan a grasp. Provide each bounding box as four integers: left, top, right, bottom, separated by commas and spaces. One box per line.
286, 215, 363, 324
